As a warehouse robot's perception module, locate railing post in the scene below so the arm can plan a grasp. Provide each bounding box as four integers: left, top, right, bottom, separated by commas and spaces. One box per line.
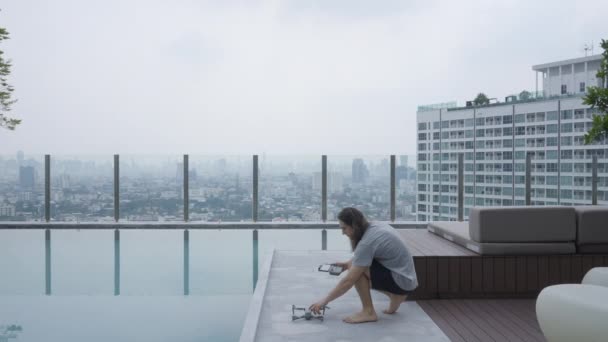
321, 229, 327, 251
253, 155, 258, 222
390, 155, 396, 222
45, 155, 50, 222
252, 229, 258, 290
114, 154, 119, 222
184, 229, 189, 295
114, 229, 120, 296
592, 155, 598, 205
45, 229, 51, 295
525, 152, 532, 205
322, 155, 327, 222
458, 153, 463, 222
183, 154, 189, 222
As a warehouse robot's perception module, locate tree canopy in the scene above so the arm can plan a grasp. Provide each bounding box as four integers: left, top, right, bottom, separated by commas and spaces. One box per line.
0, 24, 20, 131
473, 93, 490, 106
584, 39, 608, 144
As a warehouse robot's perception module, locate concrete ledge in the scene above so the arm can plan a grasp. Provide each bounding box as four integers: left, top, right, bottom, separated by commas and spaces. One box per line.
239, 250, 275, 342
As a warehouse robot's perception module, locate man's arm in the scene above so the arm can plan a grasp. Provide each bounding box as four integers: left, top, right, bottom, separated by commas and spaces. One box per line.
310, 265, 367, 313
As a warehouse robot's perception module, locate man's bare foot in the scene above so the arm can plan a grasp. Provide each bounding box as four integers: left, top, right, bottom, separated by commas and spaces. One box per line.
383, 294, 407, 314
343, 310, 378, 324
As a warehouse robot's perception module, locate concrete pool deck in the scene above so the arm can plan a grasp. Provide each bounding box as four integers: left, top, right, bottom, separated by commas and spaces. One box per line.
239, 250, 450, 342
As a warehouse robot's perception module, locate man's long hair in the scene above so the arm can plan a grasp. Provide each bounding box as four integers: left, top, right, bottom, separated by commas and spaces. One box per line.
337, 207, 370, 251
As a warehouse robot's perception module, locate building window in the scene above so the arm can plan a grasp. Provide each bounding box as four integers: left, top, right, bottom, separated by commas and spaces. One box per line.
547, 111, 558, 121
561, 84, 567, 95
580, 82, 586, 93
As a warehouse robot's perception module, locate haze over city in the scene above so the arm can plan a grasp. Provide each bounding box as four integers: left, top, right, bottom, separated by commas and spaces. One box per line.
2, 0, 607, 155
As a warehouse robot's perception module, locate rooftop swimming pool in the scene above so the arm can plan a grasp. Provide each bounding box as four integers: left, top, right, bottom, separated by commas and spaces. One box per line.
0, 229, 350, 342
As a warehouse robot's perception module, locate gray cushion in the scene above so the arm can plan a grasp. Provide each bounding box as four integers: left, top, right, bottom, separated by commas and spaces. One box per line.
574, 206, 608, 245
577, 244, 608, 254
469, 206, 576, 243
428, 222, 575, 255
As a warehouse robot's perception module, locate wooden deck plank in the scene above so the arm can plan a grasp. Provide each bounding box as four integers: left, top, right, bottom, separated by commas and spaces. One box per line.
450, 300, 504, 342
504, 257, 516, 293
593, 255, 605, 268
485, 300, 546, 342
414, 257, 427, 295
397, 229, 608, 299
463, 299, 529, 342
494, 257, 506, 293
471, 257, 483, 294
582, 255, 595, 277
537, 256, 549, 290
402, 229, 476, 257
571, 255, 583, 283
403, 230, 439, 256
422, 232, 475, 256
516, 257, 527, 293
548, 256, 560, 286
421, 299, 545, 342
418, 300, 467, 342
398, 229, 425, 256
438, 258, 450, 293
460, 257, 472, 296
560, 256, 572, 283
399, 230, 434, 256
502, 300, 545, 342
449, 258, 461, 294
483, 258, 494, 293
507, 299, 540, 327
526, 257, 538, 292
429, 300, 484, 342
427, 257, 438, 295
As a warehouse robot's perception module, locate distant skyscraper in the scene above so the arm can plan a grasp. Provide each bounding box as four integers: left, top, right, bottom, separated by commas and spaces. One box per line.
313, 172, 344, 193
189, 168, 198, 183
396, 166, 408, 184
176, 162, 184, 182
352, 159, 369, 183
19, 166, 35, 189
17, 150, 24, 166
400, 155, 408, 168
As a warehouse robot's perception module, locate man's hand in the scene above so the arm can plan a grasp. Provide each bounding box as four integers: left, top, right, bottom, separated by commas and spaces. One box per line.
333, 260, 351, 272
309, 300, 328, 315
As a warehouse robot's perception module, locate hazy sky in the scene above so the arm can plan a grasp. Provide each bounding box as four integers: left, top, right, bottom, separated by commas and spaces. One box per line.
1, 0, 607, 156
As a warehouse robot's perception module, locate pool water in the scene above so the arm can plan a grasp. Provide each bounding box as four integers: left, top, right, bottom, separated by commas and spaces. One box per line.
0, 229, 350, 341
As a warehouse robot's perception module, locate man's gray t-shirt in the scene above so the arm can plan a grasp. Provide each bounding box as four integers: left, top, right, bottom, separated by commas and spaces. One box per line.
351, 222, 418, 291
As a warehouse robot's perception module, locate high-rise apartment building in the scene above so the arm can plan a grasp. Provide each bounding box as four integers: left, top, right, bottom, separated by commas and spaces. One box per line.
416, 54, 607, 221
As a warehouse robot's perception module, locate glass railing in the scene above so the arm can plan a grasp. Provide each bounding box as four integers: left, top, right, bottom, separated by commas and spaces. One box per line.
1, 154, 418, 223
1, 151, 605, 226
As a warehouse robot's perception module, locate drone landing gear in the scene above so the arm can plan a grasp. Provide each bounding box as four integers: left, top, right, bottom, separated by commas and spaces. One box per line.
291, 305, 329, 322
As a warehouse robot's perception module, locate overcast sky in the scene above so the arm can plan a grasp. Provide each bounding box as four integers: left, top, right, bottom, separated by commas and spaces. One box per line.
1, 0, 607, 156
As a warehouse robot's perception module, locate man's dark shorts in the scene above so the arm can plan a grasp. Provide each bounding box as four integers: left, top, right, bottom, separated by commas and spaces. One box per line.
369, 259, 411, 295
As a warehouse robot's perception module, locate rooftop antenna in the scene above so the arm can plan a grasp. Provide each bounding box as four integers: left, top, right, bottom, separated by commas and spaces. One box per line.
584, 41, 596, 57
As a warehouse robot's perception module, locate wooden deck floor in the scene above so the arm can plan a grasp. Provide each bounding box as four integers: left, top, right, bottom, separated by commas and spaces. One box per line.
419, 299, 546, 342
399, 229, 477, 257
398, 229, 608, 299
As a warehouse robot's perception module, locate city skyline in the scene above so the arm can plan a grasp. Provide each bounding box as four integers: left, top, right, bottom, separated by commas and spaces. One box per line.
0, 152, 417, 222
